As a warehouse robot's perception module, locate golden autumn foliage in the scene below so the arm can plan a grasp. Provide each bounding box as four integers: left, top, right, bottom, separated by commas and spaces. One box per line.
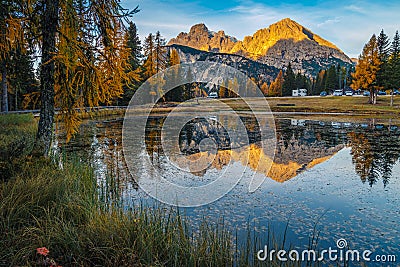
0, 17, 24, 60
52, 1, 140, 141
169, 49, 180, 66
1, 11, 26, 112
351, 34, 381, 104
268, 70, 283, 96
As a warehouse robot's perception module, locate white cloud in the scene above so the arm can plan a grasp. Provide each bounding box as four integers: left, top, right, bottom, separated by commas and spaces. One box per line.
344, 4, 366, 14
317, 17, 341, 28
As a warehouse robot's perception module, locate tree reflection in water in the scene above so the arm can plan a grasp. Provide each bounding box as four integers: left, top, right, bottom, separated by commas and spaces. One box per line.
348, 128, 400, 187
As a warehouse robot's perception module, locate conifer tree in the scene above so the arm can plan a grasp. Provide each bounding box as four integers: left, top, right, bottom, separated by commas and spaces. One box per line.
169, 49, 180, 66
325, 65, 338, 92
282, 63, 295, 96
388, 31, 400, 106
376, 30, 390, 92
8, 43, 38, 110
119, 21, 142, 106
126, 22, 142, 71
154, 31, 167, 73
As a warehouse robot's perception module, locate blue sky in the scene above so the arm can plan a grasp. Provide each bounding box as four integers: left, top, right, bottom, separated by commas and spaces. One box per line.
121, 0, 400, 58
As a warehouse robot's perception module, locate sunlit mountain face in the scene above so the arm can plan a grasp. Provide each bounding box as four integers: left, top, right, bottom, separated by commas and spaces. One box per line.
167, 18, 353, 76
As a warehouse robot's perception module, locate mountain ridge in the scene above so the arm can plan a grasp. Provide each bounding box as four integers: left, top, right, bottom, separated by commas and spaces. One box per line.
167, 18, 353, 76
168, 23, 238, 53
167, 44, 279, 82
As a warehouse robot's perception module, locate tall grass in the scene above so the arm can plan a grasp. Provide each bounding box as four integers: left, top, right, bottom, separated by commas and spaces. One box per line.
0, 114, 37, 181
1, 154, 239, 266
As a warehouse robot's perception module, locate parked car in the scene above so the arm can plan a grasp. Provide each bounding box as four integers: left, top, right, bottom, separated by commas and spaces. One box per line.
363, 91, 370, 96
331, 122, 342, 129
393, 90, 400, 95
333, 90, 343, 96
345, 90, 353, 96
378, 91, 387, 95
207, 92, 218, 98
320, 91, 328, 96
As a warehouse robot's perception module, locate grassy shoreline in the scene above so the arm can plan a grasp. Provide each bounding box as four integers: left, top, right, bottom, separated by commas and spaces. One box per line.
119, 96, 400, 117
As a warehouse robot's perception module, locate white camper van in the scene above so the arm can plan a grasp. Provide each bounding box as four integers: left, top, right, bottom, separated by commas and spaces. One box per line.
292, 89, 307, 97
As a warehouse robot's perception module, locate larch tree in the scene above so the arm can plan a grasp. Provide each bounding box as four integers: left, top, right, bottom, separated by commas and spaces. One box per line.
269, 70, 283, 96
165, 49, 183, 101
29, 0, 140, 155
8, 40, 37, 111
0, 0, 24, 113
351, 34, 381, 105
143, 31, 167, 101
260, 82, 268, 96
169, 49, 180, 66
314, 69, 326, 94
143, 33, 156, 79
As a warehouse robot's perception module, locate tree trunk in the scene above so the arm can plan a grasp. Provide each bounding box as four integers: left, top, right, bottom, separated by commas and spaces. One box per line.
368, 89, 373, 104
35, 0, 59, 156
14, 86, 18, 111
369, 89, 377, 105
373, 91, 377, 105
390, 89, 394, 107
1, 62, 8, 113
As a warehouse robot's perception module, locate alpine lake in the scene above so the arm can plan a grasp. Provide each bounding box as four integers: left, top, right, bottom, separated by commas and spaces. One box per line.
54, 101, 400, 265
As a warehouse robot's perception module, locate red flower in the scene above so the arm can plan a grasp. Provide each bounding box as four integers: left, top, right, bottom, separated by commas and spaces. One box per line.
36, 247, 49, 256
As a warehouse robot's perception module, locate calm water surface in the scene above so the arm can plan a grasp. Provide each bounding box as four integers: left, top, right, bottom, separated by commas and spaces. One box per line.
56, 114, 400, 261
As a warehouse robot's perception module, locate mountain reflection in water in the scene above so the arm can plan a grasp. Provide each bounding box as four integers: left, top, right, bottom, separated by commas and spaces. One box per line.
143, 117, 400, 186
56, 116, 400, 188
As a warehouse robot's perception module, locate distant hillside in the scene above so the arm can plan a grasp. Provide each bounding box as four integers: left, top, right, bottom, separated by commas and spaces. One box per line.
167, 44, 279, 83
168, 18, 354, 76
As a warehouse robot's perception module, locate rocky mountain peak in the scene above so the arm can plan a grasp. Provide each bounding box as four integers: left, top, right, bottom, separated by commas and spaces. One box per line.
188, 23, 211, 37
231, 18, 342, 58
168, 23, 237, 53
168, 19, 353, 76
